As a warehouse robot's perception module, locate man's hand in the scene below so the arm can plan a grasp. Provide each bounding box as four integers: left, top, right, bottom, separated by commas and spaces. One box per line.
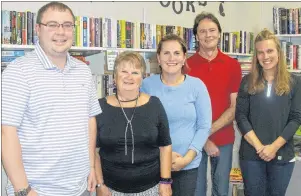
204, 140, 220, 157
96, 184, 111, 196
257, 145, 277, 162
87, 168, 96, 192
159, 184, 172, 196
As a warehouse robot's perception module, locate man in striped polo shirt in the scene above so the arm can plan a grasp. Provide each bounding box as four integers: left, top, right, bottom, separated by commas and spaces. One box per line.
2, 2, 102, 196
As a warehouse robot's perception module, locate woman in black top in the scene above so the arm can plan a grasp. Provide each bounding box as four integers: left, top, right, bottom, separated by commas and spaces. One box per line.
95, 51, 172, 196
235, 29, 301, 196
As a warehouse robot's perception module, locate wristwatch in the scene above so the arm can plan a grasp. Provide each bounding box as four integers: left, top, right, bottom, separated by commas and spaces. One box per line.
14, 185, 31, 196
95, 182, 104, 189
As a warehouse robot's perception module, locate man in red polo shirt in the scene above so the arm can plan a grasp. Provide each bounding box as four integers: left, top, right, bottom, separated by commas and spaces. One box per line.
188, 12, 242, 196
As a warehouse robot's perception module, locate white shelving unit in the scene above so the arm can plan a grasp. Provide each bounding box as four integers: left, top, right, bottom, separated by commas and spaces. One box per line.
224, 52, 253, 57
2, 44, 256, 57
275, 34, 301, 37
1, 44, 195, 55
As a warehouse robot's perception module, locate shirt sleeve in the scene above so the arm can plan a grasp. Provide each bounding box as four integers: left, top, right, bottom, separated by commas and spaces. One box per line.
280, 75, 301, 141
189, 79, 212, 155
88, 70, 102, 117
235, 75, 253, 135
155, 97, 172, 147
2, 63, 30, 127
230, 59, 242, 93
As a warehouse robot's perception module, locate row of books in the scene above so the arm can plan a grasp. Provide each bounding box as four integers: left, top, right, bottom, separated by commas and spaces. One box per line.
92, 74, 116, 98
280, 41, 301, 70
1, 50, 27, 72
1, 50, 91, 72
273, 6, 301, 35
1, 10, 197, 50
220, 31, 254, 54
2, 9, 255, 54
1, 10, 37, 45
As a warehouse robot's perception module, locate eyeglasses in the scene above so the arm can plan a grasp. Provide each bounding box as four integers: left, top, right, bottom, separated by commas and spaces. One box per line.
39, 21, 75, 31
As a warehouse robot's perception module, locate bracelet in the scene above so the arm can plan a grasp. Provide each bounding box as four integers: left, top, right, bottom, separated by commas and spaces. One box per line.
159, 177, 173, 184
159, 180, 173, 184
95, 183, 104, 188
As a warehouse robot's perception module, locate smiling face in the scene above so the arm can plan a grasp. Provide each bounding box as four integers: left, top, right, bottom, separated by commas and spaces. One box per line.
36, 7, 74, 58
115, 62, 143, 92
256, 39, 279, 72
196, 18, 221, 50
157, 40, 186, 75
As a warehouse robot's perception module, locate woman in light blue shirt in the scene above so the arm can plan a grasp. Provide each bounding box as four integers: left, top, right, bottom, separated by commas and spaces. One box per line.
141, 34, 212, 196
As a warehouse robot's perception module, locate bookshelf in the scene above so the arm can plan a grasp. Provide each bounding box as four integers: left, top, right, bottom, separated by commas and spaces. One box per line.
275, 34, 301, 37
1, 44, 254, 56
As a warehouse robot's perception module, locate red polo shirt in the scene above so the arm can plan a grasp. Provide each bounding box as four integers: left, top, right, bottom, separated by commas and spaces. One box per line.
187, 49, 242, 146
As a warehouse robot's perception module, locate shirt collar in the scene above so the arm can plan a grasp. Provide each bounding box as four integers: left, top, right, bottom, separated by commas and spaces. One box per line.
35, 40, 77, 70
195, 48, 226, 63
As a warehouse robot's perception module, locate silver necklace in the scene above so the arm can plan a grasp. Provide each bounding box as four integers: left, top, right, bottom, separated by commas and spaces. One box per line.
116, 93, 140, 164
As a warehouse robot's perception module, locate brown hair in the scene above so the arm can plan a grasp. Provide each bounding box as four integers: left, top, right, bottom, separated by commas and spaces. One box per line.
37, 1, 75, 24
157, 34, 190, 74
248, 28, 291, 95
193, 11, 222, 36
113, 51, 146, 78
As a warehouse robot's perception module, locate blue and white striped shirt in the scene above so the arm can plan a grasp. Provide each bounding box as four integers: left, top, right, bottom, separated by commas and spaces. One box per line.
2, 41, 102, 196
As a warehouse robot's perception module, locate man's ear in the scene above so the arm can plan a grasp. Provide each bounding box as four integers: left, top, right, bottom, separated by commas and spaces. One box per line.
35, 24, 41, 37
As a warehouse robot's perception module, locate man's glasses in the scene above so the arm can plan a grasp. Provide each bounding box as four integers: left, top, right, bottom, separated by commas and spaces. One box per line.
39, 21, 75, 31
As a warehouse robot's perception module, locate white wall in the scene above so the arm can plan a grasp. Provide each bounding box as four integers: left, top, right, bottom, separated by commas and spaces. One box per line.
2, 1, 260, 32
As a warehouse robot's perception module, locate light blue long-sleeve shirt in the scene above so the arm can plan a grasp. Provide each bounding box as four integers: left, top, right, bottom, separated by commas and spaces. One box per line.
141, 74, 212, 170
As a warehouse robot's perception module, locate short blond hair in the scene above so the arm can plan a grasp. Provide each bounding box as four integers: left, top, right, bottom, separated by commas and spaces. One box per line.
113, 51, 146, 77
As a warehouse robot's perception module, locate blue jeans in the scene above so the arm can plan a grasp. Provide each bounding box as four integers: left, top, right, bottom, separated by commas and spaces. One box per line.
240, 160, 295, 196
195, 144, 233, 196
172, 168, 198, 196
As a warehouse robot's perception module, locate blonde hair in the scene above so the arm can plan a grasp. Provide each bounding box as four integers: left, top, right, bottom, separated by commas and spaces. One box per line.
248, 29, 291, 95
113, 51, 146, 77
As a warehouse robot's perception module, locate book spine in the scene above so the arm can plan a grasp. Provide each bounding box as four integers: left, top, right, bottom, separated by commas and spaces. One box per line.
95, 18, 100, 47
26, 11, 32, 45
2, 50, 25, 56
83, 16, 87, 47
120, 20, 126, 48
32, 12, 38, 44
2, 10, 11, 44
16, 12, 22, 45
117, 20, 121, 48
99, 17, 102, 47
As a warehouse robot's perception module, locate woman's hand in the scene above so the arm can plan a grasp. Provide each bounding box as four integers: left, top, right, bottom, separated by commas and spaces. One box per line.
172, 156, 188, 171
258, 145, 277, 162
159, 184, 172, 196
172, 151, 182, 162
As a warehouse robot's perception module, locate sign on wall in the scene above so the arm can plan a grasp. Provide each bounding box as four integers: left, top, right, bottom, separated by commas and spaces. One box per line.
159, 1, 225, 17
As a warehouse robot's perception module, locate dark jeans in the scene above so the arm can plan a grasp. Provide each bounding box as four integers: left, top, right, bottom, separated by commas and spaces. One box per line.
171, 168, 198, 196
195, 144, 233, 196
240, 160, 295, 196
